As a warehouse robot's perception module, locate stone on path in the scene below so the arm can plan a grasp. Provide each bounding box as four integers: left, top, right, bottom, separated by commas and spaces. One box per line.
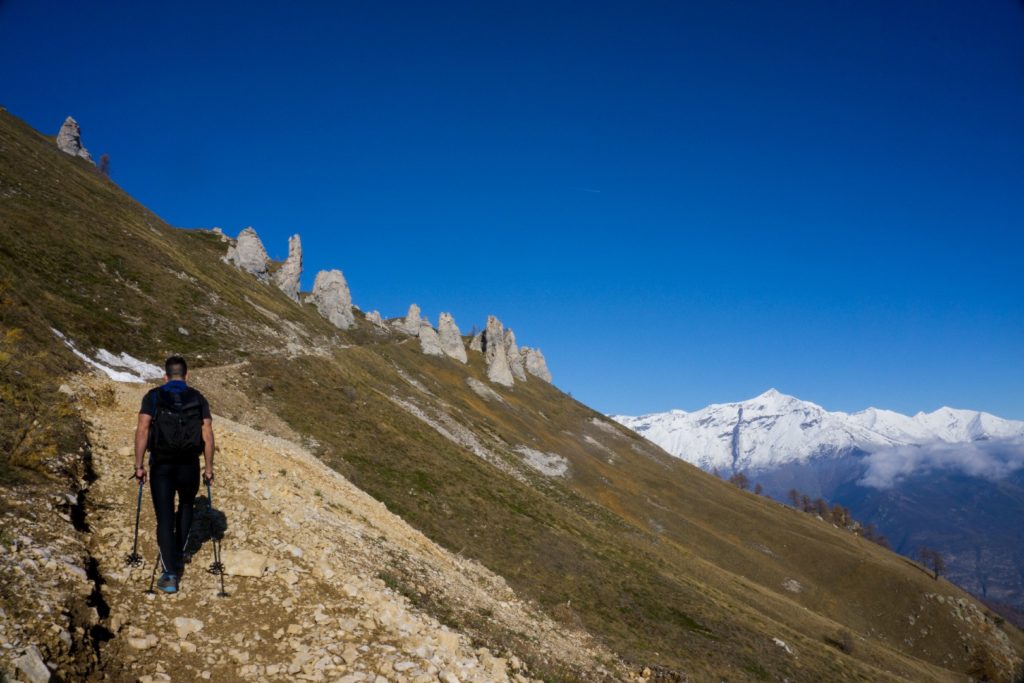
225, 549, 269, 577
14, 645, 50, 683
174, 616, 204, 640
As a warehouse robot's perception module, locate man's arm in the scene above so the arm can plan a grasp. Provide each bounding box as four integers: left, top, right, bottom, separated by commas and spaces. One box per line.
134, 413, 151, 481
202, 418, 215, 481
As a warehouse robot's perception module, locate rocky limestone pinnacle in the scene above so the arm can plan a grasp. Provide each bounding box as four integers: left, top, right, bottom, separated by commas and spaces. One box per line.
504, 329, 527, 381
396, 304, 422, 336
365, 310, 384, 327
522, 347, 553, 383
483, 316, 514, 386
437, 312, 468, 363
311, 269, 355, 329
225, 227, 271, 282
418, 322, 444, 357
469, 331, 483, 352
55, 116, 92, 162
273, 234, 302, 301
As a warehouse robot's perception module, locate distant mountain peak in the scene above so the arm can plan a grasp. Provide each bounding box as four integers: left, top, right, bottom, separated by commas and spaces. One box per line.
613, 393, 1024, 472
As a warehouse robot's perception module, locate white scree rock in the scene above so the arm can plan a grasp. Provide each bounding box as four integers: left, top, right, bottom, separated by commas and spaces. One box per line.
311, 269, 355, 329
225, 227, 271, 282
483, 316, 514, 387
522, 347, 552, 383
504, 328, 527, 381
273, 234, 302, 301
437, 312, 468, 363
56, 116, 92, 161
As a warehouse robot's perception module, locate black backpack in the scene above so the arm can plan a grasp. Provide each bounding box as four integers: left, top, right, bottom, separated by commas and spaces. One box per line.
148, 388, 205, 459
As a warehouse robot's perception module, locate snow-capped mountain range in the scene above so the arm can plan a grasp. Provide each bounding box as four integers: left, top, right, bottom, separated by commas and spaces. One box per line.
612, 389, 1024, 473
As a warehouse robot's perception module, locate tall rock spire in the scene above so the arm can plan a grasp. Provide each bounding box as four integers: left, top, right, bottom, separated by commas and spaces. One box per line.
504, 329, 527, 381
311, 270, 354, 329
273, 234, 302, 301
225, 227, 270, 282
55, 116, 92, 162
437, 312, 467, 363
483, 316, 514, 387
396, 304, 422, 336
522, 347, 552, 383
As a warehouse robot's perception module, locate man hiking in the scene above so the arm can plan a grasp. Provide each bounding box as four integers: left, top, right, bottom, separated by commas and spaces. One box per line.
133, 355, 214, 593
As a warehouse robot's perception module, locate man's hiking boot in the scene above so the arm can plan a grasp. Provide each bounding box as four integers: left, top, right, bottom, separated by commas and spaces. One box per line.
157, 572, 179, 593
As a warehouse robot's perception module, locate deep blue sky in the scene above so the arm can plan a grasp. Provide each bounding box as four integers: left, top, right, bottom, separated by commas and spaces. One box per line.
2, 1, 1023, 418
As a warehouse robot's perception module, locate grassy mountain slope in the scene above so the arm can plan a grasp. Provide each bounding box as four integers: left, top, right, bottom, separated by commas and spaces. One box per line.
2, 108, 1022, 681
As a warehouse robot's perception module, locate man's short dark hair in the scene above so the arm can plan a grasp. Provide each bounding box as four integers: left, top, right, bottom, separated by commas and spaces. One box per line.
165, 355, 188, 379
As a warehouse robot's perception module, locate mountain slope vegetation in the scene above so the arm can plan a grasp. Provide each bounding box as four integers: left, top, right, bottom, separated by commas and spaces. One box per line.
2, 109, 1022, 681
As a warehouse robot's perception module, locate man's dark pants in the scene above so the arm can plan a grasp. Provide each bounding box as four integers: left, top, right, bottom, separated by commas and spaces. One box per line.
150, 457, 200, 574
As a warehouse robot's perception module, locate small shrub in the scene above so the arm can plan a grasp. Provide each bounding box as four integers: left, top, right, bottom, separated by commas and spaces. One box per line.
917, 546, 946, 580
728, 471, 749, 490
825, 629, 855, 654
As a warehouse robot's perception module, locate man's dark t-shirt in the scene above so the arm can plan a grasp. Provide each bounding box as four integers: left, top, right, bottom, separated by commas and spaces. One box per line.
139, 380, 212, 421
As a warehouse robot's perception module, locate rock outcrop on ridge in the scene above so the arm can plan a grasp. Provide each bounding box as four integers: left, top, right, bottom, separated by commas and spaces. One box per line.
482, 316, 514, 387
366, 310, 384, 327
55, 116, 92, 161
310, 269, 355, 329
273, 234, 302, 301
225, 227, 271, 282
521, 347, 552, 383
419, 322, 444, 357
437, 313, 467, 363
395, 304, 422, 336
504, 329, 527, 381
469, 331, 483, 353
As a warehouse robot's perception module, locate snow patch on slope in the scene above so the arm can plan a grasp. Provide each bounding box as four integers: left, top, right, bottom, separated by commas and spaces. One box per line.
52, 329, 162, 383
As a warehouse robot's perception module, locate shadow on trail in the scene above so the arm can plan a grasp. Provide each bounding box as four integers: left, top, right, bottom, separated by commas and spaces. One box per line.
183, 495, 228, 574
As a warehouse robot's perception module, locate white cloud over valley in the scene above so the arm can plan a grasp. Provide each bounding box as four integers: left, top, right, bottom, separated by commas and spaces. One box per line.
858, 440, 1024, 489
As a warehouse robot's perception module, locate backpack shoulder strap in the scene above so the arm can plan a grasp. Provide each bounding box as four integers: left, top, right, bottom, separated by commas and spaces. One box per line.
178, 387, 203, 409
149, 389, 161, 415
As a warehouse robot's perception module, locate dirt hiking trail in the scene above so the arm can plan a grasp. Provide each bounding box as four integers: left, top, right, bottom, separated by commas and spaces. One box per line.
79, 373, 622, 682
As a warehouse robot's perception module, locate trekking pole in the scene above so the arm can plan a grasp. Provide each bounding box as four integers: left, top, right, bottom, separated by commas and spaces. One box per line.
145, 550, 161, 594
125, 477, 144, 568
205, 477, 228, 597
